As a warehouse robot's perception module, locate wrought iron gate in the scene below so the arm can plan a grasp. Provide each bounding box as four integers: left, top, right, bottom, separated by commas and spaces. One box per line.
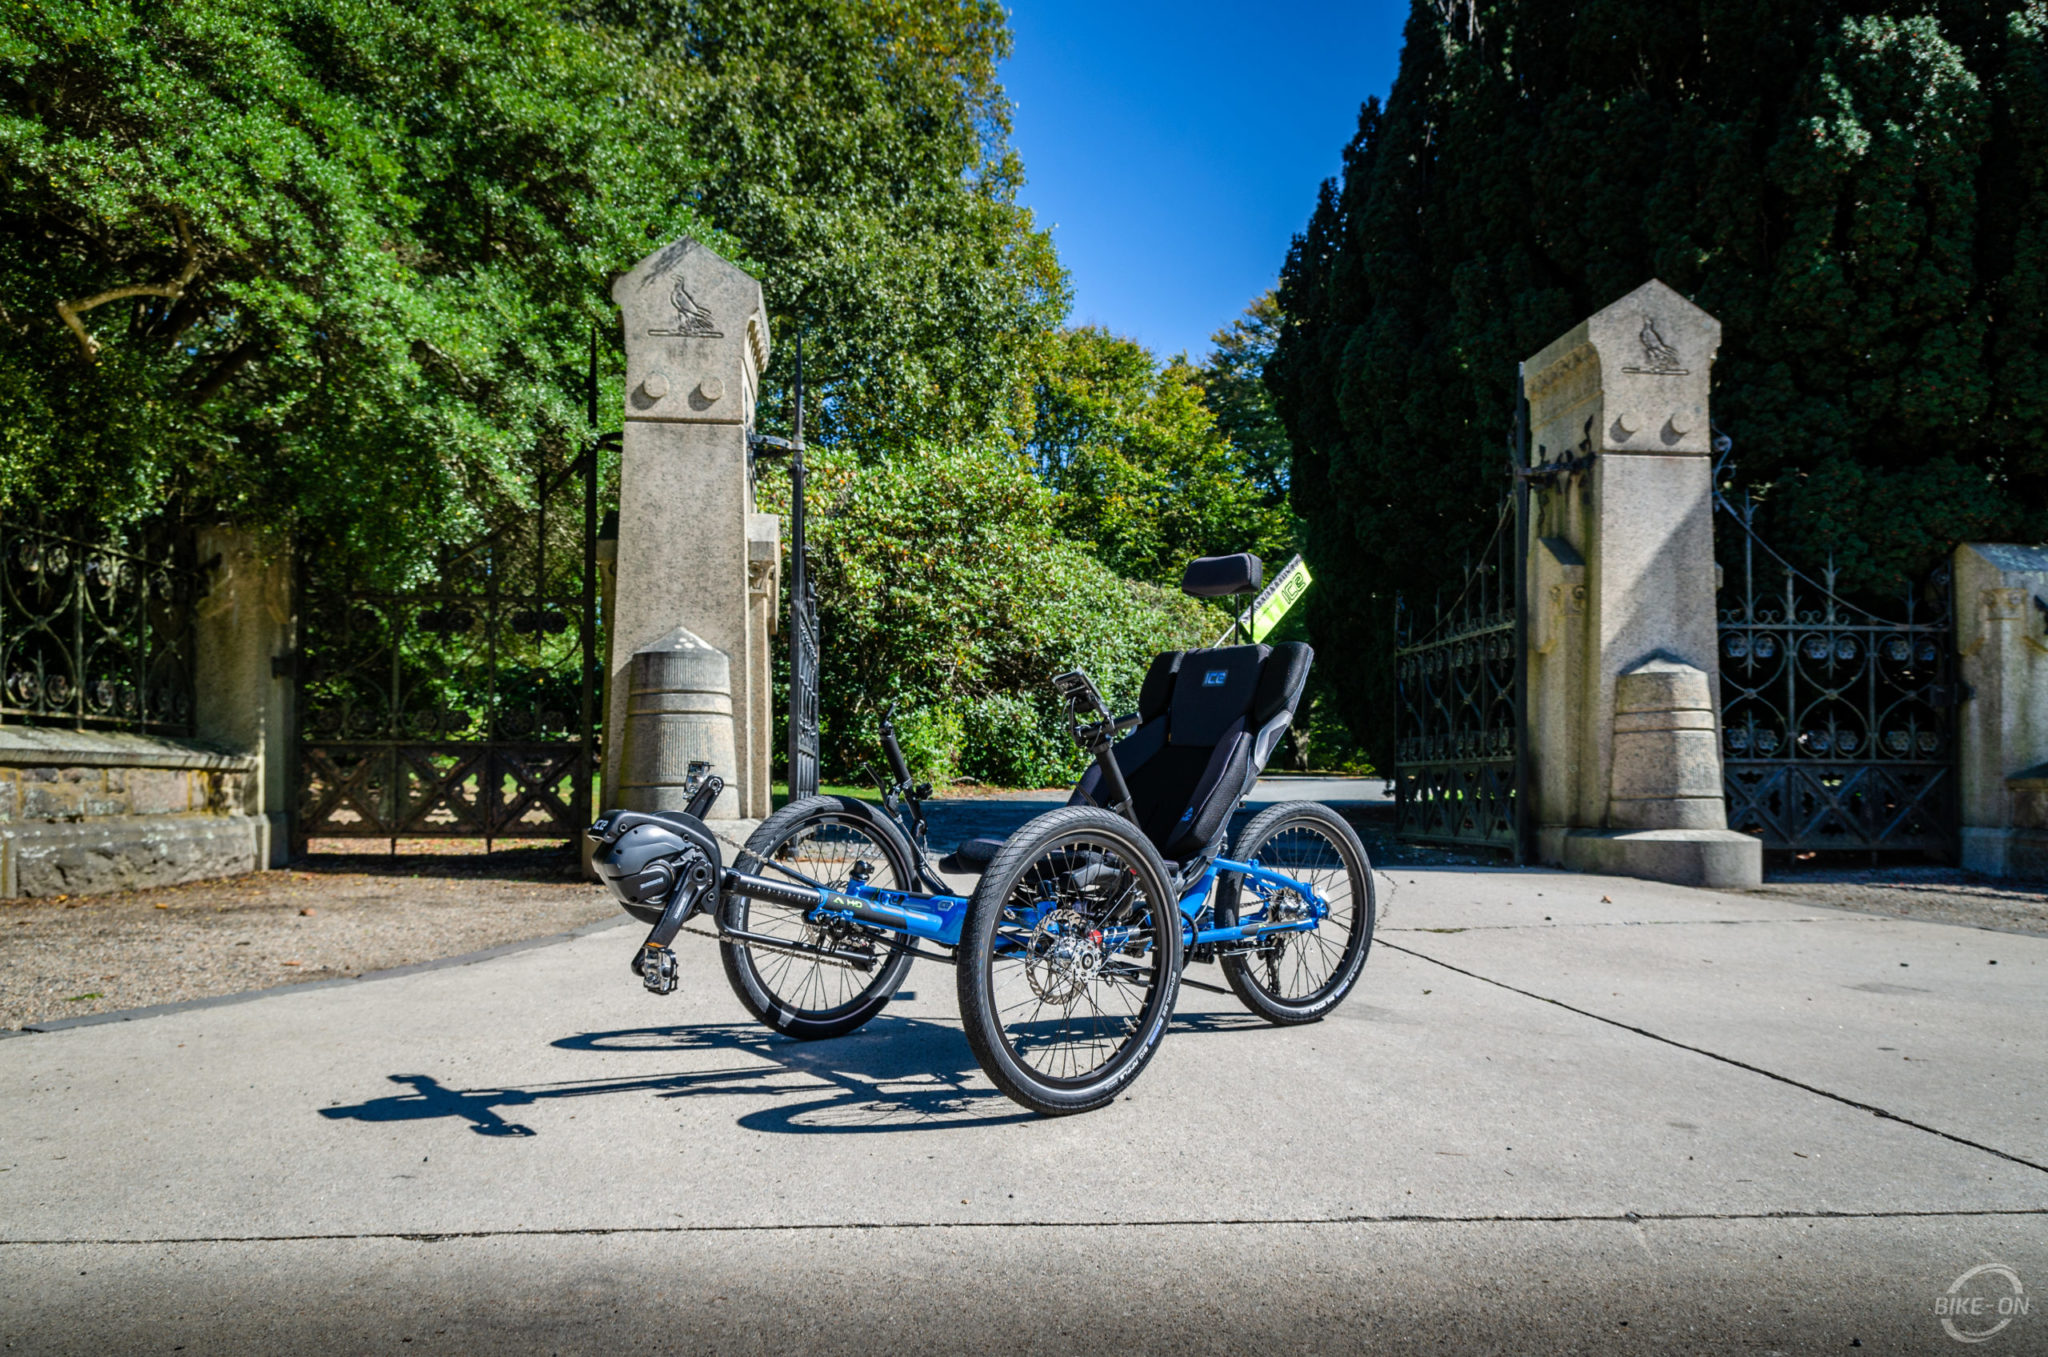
1715, 488, 1958, 855
293, 451, 601, 850
2, 512, 203, 737
1393, 493, 1524, 854
763, 336, 820, 800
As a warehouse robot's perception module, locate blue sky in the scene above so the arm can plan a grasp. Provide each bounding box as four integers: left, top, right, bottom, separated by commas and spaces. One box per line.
1001, 1, 1411, 361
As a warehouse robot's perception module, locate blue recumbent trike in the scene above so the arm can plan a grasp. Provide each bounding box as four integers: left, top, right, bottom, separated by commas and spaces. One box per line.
586, 553, 1375, 1115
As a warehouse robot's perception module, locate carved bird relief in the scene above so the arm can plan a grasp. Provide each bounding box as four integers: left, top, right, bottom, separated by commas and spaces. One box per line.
1624, 314, 1687, 375
1638, 316, 1681, 370
648, 273, 724, 338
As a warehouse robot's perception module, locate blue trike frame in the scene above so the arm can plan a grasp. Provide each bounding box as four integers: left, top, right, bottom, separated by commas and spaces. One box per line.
796, 852, 1330, 955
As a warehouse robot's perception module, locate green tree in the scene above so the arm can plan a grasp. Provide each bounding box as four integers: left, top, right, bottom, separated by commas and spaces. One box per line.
0, 0, 708, 576
1028, 325, 1292, 584
756, 443, 1211, 787
596, 0, 1068, 453
1268, 0, 2048, 759
1199, 290, 1291, 504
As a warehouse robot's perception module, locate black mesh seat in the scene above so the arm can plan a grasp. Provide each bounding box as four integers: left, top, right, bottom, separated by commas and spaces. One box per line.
1069, 641, 1312, 860
938, 639, 1312, 874
936, 552, 1311, 877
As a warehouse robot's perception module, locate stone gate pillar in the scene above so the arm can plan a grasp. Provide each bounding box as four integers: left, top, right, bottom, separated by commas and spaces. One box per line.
1522, 280, 1761, 888
603, 238, 774, 822
192, 526, 293, 866
1955, 543, 2048, 879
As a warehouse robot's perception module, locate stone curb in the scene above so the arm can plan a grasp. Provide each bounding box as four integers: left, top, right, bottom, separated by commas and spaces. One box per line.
2, 913, 637, 1039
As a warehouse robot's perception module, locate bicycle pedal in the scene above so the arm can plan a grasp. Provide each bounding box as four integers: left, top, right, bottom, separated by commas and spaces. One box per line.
641, 945, 679, 995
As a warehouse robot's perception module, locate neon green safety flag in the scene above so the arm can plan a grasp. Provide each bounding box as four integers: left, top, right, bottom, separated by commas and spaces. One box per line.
1217, 554, 1313, 645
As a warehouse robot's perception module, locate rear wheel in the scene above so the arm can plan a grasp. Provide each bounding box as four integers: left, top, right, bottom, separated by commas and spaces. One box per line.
1217, 800, 1373, 1024
720, 796, 915, 1040
956, 807, 1182, 1116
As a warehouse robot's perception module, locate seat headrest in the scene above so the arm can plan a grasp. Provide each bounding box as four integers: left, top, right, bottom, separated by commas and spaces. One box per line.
1180, 553, 1263, 598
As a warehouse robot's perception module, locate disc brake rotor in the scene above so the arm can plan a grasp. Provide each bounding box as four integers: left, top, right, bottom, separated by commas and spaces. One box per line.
1024, 907, 1103, 1006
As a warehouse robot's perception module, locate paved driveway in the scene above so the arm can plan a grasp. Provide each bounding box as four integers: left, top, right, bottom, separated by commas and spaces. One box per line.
2, 862, 2043, 1353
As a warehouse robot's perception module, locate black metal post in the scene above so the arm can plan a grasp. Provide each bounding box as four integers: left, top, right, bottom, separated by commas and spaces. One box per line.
577, 327, 598, 839
786, 333, 821, 800
578, 441, 598, 832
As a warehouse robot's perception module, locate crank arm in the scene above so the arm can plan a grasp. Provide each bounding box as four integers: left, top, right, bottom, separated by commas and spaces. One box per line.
635, 848, 717, 994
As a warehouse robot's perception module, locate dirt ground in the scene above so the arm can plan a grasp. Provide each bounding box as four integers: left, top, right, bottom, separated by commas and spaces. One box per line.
1749, 862, 2048, 937
0, 844, 616, 1032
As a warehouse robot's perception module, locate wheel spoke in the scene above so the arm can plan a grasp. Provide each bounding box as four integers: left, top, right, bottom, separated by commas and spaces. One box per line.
732, 810, 908, 1023
1224, 812, 1372, 1014
985, 831, 1166, 1086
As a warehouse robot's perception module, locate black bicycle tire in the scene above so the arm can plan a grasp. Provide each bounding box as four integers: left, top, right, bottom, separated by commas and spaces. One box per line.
720, 795, 916, 1040
956, 805, 1182, 1115
1216, 800, 1374, 1024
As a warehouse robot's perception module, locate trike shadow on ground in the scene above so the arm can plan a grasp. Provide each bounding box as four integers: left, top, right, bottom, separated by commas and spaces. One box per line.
317, 1009, 1269, 1137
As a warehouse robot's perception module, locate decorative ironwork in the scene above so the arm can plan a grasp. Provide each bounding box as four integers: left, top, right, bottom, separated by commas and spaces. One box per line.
294, 450, 601, 848
1716, 487, 1957, 855
0, 513, 202, 735
788, 550, 820, 799
1394, 496, 1521, 852
785, 335, 821, 800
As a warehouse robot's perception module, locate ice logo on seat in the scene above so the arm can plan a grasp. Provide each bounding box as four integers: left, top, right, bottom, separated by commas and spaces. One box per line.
1202, 670, 1229, 686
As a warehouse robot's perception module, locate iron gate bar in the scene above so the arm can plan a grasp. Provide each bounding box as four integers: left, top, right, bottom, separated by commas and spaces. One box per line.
1510, 370, 1534, 865
787, 334, 820, 800
293, 444, 602, 852
1714, 485, 1957, 856
1394, 488, 1522, 854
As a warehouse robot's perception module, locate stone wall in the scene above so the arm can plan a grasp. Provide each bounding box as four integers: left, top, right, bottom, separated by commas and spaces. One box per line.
0, 727, 263, 897
0, 525, 291, 898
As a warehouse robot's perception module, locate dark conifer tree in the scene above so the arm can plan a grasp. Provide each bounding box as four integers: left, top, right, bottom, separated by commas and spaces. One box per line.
1270, 0, 2048, 759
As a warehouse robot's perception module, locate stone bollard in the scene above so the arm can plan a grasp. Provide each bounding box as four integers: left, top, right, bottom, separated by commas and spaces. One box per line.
1608, 659, 1725, 830
2005, 765, 2048, 879
1556, 654, 1760, 888
617, 626, 738, 819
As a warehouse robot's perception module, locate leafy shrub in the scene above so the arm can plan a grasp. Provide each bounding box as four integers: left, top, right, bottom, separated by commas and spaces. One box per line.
758, 441, 1215, 787
959, 693, 1074, 789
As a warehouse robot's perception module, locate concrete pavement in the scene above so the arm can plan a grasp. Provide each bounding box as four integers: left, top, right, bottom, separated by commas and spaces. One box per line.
1, 860, 2043, 1353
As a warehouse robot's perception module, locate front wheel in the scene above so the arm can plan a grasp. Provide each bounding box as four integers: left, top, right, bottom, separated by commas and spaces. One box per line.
720, 796, 915, 1040
1217, 800, 1374, 1024
956, 806, 1182, 1116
